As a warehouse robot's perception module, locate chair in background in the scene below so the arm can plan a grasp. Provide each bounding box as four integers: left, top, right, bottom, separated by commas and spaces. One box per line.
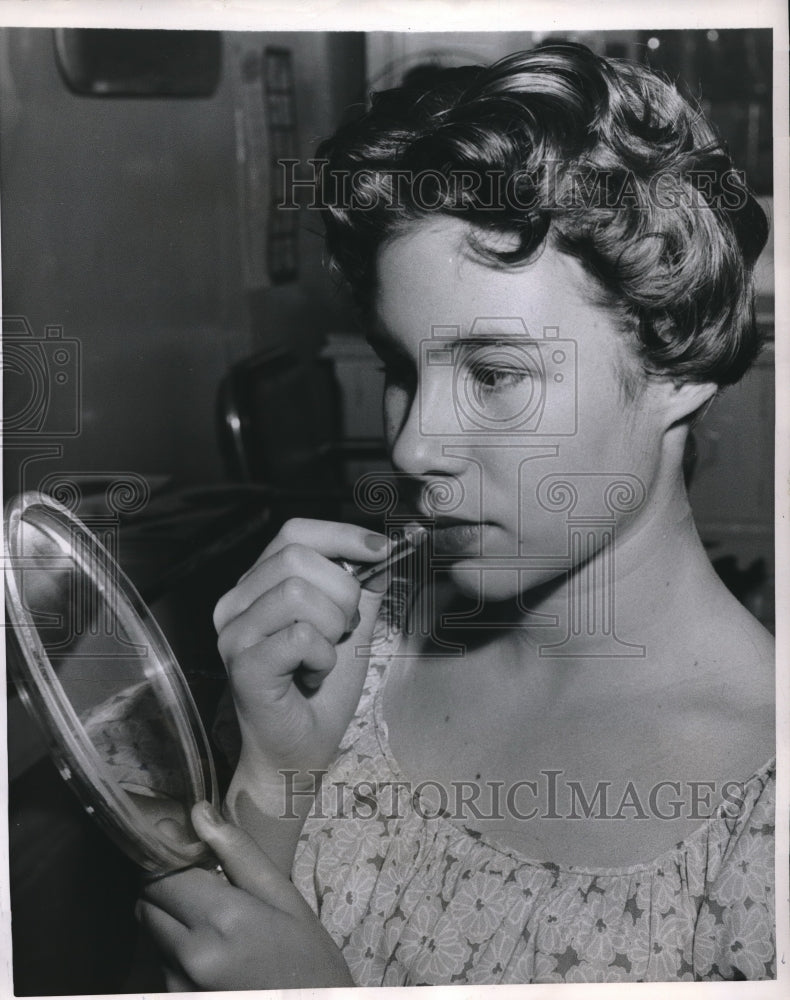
216, 345, 388, 525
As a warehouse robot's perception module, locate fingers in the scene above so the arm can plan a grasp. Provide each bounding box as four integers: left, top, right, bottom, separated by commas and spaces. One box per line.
135, 901, 198, 992
136, 802, 354, 991
232, 620, 338, 695
213, 520, 392, 680
142, 867, 225, 928
163, 966, 196, 992
217, 576, 353, 662
190, 802, 303, 915
216, 542, 363, 633
216, 520, 390, 619
136, 895, 192, 956
138, 876, 270, 992
209, 519, 392, 771
251, 517, 392, 574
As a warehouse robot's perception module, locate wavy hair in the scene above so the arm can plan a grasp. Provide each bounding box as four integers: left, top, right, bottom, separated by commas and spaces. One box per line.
317, 43, 768, 385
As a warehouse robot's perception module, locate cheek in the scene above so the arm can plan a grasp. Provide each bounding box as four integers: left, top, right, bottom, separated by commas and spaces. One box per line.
576, 379, 660, 466
611, 400, 664, 470
382, 384, 409, 447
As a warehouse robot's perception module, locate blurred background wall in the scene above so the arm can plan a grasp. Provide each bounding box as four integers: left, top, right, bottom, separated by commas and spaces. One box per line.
1, 28, 365, 495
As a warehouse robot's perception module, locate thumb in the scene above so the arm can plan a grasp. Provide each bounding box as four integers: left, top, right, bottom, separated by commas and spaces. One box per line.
191, 801, 300, 913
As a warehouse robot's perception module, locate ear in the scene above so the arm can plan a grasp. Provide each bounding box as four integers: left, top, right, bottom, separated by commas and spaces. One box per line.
657, 379, 718, 428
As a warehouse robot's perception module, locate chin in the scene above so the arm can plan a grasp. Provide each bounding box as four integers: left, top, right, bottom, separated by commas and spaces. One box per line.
439, 561, 565, 605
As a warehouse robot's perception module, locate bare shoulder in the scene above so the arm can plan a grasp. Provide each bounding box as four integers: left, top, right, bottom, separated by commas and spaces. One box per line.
700, 586, 775, 702
669, 589, 775, 778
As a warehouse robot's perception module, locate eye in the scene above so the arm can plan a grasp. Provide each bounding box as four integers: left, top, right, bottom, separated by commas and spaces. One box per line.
472, 365, 531, 391
461, 343, 539, 395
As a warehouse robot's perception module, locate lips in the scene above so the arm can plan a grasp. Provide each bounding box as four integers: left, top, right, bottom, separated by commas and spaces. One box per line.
428, 520, 484, 556
393, 498, 489, 557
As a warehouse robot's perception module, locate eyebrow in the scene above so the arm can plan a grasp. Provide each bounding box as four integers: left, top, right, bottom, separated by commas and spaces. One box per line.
449, 336, 539, 348
366, 329, 539, 351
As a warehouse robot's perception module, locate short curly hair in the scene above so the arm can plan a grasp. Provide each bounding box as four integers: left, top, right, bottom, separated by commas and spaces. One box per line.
317, 43, 768, 386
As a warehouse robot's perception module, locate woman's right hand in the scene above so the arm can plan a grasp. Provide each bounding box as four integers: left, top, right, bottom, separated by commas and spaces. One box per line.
213, 518, 392, 793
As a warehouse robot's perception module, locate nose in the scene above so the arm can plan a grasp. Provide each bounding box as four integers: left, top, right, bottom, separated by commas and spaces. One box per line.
387, 368, 465, 479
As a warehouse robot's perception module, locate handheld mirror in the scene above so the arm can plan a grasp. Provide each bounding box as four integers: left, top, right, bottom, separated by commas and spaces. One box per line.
4, 491, 219, 876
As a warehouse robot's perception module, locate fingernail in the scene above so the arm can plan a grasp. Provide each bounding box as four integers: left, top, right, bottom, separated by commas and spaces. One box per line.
195, 800, 223, 828
364, 532, 390, 552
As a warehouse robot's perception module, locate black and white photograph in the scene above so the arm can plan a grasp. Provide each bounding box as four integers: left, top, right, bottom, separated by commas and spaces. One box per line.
1, 1, 787, 995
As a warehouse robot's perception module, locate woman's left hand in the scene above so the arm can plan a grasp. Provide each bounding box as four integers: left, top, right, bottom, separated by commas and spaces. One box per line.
136, 802, 354, 991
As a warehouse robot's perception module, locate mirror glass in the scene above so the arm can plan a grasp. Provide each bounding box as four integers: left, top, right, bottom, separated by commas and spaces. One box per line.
5, 492, 219, 874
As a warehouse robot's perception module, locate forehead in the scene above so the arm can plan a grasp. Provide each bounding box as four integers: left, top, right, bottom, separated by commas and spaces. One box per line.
374, 218, 620, 348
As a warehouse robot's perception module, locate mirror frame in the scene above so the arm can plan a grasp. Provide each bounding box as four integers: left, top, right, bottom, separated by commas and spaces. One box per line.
4, 491, 219, 874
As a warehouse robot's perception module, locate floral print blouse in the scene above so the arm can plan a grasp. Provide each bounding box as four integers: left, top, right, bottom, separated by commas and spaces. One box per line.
292, 625, 776, 985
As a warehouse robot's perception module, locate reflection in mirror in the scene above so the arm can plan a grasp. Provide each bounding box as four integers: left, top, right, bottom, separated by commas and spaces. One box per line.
5, 494, 216, 869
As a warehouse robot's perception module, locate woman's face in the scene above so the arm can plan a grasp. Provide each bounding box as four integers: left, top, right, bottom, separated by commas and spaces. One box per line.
371, 218, 672, 601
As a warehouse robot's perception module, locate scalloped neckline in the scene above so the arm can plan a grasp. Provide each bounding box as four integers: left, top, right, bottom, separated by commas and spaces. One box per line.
368, 632, 775, 878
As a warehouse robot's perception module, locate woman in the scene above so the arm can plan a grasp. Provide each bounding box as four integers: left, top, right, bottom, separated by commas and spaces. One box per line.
139, 43, 775, 986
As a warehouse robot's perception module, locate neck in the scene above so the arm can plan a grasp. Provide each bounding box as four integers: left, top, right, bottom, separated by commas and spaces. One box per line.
527, 475, 710, 658
426, 446, 721, 661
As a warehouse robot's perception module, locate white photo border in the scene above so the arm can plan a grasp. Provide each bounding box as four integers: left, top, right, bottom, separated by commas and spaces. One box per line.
0, 3, 786, 1000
